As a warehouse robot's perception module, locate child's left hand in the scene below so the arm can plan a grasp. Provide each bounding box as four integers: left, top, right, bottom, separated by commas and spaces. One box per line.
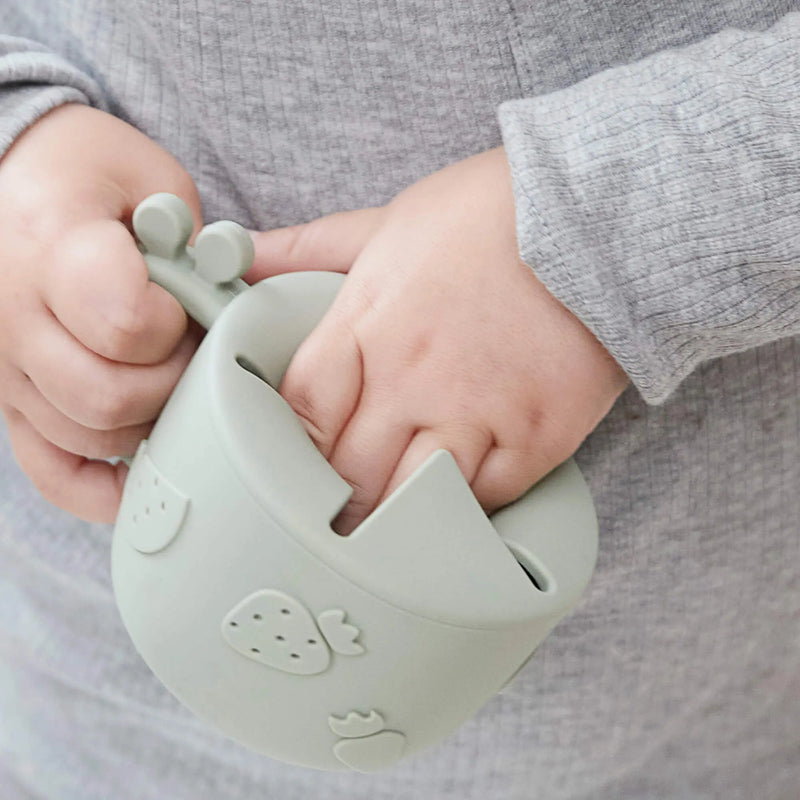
249, 147, 628, 533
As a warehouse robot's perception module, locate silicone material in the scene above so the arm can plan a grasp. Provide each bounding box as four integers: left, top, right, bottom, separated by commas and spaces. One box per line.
111, 194, 599, 772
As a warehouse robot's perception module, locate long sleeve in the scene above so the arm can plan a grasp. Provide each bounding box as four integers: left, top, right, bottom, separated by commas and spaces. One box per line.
499, 12, 800, 404
0, 34, 105, 157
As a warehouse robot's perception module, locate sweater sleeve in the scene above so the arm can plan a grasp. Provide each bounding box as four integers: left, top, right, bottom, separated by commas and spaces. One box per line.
499, 12, 800, 404
0, 34, 105, 158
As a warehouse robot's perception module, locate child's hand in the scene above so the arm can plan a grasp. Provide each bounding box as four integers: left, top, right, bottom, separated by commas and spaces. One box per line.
0, 104, 202, 522
249, 148, 629, 533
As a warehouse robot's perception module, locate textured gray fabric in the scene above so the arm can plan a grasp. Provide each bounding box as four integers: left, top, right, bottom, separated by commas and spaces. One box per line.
500, 12, 800, 402
0, 1, 798, 799
0, 34, 106, 154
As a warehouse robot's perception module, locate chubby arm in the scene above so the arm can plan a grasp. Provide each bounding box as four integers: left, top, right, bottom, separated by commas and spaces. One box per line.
248, 14, 800, 533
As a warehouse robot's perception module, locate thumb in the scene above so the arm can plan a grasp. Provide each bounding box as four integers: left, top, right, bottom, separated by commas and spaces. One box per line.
246, 206, 386, 282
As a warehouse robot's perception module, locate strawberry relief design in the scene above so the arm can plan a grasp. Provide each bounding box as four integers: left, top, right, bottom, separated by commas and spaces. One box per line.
117, 441, 189, 554
221, 589, 366, 676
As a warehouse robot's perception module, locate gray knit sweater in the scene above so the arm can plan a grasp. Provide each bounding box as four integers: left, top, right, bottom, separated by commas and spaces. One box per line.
1, 2, 799, 799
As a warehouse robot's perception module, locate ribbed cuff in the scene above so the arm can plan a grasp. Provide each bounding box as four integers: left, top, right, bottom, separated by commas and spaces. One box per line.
500, 13, 800, 403
0, 43, 106, 158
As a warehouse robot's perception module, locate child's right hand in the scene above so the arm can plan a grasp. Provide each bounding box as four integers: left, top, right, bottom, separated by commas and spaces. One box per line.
0, 103, 203, 523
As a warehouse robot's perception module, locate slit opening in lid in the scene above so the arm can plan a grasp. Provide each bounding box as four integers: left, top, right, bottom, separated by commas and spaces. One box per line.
504, 540, 554, 593
235, 354, 274, 388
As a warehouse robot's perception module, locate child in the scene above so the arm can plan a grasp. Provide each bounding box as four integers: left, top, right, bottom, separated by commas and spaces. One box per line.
0, 1, 798, 798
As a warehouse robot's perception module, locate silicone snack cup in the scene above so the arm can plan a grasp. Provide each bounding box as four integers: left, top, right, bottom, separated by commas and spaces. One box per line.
110, 193, 599, 773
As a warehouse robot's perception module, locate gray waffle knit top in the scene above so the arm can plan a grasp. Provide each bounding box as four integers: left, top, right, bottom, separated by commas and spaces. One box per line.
1, 1, 799, 798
